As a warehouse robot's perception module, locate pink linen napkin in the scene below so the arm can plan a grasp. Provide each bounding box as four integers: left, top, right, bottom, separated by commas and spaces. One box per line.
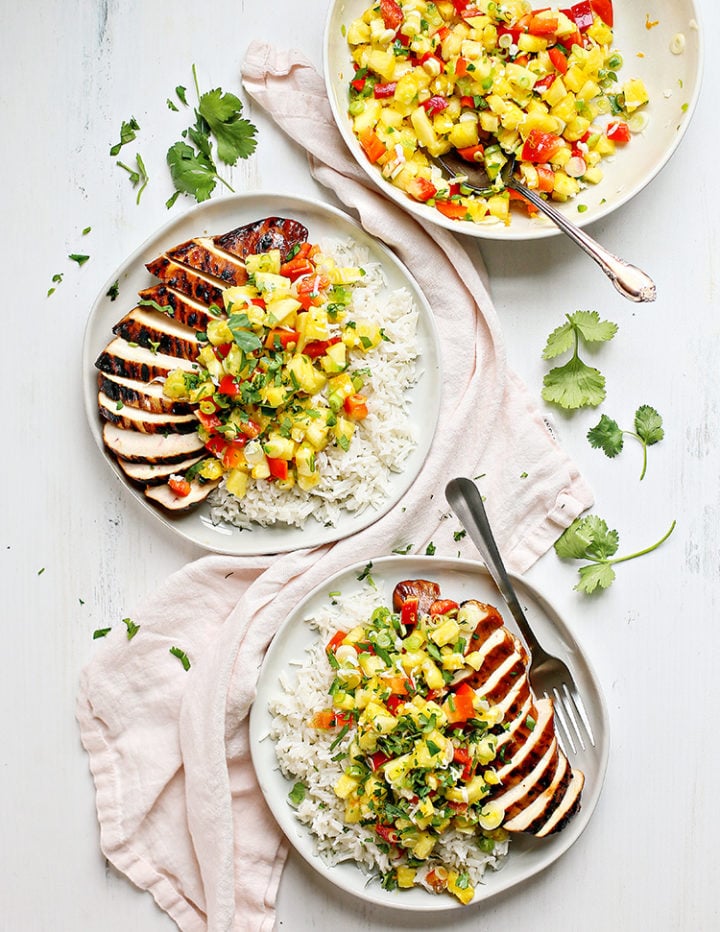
76, 42, 594, 932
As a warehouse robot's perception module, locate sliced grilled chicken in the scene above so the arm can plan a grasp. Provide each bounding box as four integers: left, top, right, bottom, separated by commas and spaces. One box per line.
137, 284, 217, 330
145, 477, 220, 510
96, 337, 198, 382
117, 455, 204, 485
102, 422, 204, 463
145, 255, 226, 306
98, 391, 197, 434
97, 371, 193, 416
165, 236, 248, 285
213, 216, 308, 261
393, 581, 585, 838
112, 307, 201, 361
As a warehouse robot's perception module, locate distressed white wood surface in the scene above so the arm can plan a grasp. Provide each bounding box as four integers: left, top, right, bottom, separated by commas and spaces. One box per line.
1, 1, 717, 930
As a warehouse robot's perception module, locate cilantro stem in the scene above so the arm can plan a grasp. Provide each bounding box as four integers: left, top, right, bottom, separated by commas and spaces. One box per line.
606, 520, 676, 566
192, 63, 201, 103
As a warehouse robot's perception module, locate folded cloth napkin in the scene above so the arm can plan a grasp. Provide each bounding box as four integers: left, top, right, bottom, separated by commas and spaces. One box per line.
77, 42, 593, 932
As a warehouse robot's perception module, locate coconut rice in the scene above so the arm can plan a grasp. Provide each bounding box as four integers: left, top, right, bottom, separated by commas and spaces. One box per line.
208, 238, 419, 530
267, 587, 509, 901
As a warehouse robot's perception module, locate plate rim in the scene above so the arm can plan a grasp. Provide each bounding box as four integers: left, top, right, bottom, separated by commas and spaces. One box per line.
250, 554, 610, 911
322, 0, 705, 241
82, 190, 442, 555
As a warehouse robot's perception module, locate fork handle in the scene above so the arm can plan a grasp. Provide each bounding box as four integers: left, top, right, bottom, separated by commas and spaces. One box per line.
509, 180, 657, 303
445, 478, 544, 656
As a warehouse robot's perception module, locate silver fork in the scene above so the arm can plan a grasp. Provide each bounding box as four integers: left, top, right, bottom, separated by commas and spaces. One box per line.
445, 477, 595, 754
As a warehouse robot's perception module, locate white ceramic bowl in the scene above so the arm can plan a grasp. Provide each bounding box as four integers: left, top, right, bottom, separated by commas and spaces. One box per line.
324, 0, 703, 240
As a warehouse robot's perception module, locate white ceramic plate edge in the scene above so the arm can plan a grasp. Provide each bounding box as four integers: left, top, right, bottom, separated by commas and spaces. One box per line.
83, 192, 442, 554
250, 555, 610, 911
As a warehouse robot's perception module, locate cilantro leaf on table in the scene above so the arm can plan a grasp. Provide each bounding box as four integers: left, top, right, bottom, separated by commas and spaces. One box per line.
165, 65, 257, 207
588, 405, 664, 479
541, 311, 618, 410
197, 88, 258, 164
110, 116, 140, 156
554, 514, 676, 594
117, 153, 149, 204
166, 141, 219, 204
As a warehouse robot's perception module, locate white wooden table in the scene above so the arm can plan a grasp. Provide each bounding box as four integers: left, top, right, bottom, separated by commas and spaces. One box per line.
2, 1, 717, 929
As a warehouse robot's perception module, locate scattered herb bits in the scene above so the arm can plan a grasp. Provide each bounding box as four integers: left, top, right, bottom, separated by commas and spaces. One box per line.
110, 117, 140, 156
122, 617, 140, 640
170, 646, 191, 670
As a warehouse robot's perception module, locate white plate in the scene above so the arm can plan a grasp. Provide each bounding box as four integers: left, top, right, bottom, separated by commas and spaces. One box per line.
324, 0, 703, 240
83, 192, 441, 555
250, 556, 610, 910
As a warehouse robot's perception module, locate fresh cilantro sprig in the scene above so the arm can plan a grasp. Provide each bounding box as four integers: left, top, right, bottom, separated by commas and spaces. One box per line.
554, 514, 676, 594
166, 65, 257, 207
541, 311, 618, 410
587, 406, 664, 479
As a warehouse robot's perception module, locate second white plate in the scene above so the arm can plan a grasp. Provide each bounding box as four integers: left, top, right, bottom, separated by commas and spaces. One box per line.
83, 192, 442, 555
250, 555, 610, 911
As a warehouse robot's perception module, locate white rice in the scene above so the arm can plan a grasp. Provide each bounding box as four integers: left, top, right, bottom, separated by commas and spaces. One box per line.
208, 238, 419, 529
268, 589, 509, 900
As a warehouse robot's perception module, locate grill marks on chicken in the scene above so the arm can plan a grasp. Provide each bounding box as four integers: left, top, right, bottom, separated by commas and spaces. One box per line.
94, 216, 309, 511
392, 582, 584, 839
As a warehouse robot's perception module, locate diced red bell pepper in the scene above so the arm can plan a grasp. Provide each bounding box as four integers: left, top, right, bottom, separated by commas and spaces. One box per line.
368, 751, 390, 772
508, 188, 539, 215
205, 435, 227, 457
374, 81, 397, 99
528, 13, 558, 36
521, 128, 564, 163
497, 25, 522, 44
385, 694, 403, 714
218, 373, 240, 396
237, 418, 261, 439
435, 200, 469, 220
606, 119, 631, 143
460, 95, 476, 109
296, 273, 331, 305
452, 746, 475, 781
197, 409, 222, 430
407, 176, 438, 203
514, 54, 530, 67
571, 1, 594, 31
454, 57, 469, 78
375, 823, 400, 845
168, 475, 191, 497
548, 45, 569, 74
267, 457, 289, 481
303, 336, 341, 358
536, 164, 555, 192
446, 682, 476, 724
400, 597, 418, 630
422, 95, 449, 115
222, 441, 247, 470
251, 297, 266, 309
533, 73, 557, 93
457, 144, 485, 163
265, 328, 300, 350
326, 629, 348, 653
591, 0, 613, 26
343, 393, 369, 420
379, 0, 403, 31
279, 257, 315, 281
429, 599, 459, 615
215, 342, 233, 358
358, 127, 387, 165
350, 76, 366, 92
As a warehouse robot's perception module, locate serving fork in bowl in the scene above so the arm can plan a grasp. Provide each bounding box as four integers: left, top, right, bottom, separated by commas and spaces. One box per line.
432, 150, 656, 304
446, 477, 595, 756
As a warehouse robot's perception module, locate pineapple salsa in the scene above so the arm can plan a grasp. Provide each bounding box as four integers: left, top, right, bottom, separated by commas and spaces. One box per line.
346, 0, 649, 223
313, 595, 509, 903
162, 243, 385, 500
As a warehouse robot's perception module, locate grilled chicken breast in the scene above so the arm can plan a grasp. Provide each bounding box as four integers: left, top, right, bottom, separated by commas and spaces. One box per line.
95, 216, 312, 512
391, 583, 584, 838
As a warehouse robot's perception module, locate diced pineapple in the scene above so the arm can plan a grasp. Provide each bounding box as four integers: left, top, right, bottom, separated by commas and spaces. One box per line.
518, 33, 547, 53
333, 772, 360, 800
447, 870, 474, 905
448, 119, 479, 150
487, 194, 509, 223
295, 442, 317, 478
225, 468, 249, 498
352, 98, 383, 135
623, 78, 649, 113
366, 49, 396, 82
206, 318, 233, 346
245, 250, 281, 275
254, 272, 292, 298
396, 866, 417, 889
552, 171, 580, 199
346, 19, 370, 45
320, 341, 347, 373
265, 295, 301, 326
297, 472, 321, 491
304, 418, 330, 451
263, 434, 296, 460
286, 355, 327, 394
410, 106, 444, 156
